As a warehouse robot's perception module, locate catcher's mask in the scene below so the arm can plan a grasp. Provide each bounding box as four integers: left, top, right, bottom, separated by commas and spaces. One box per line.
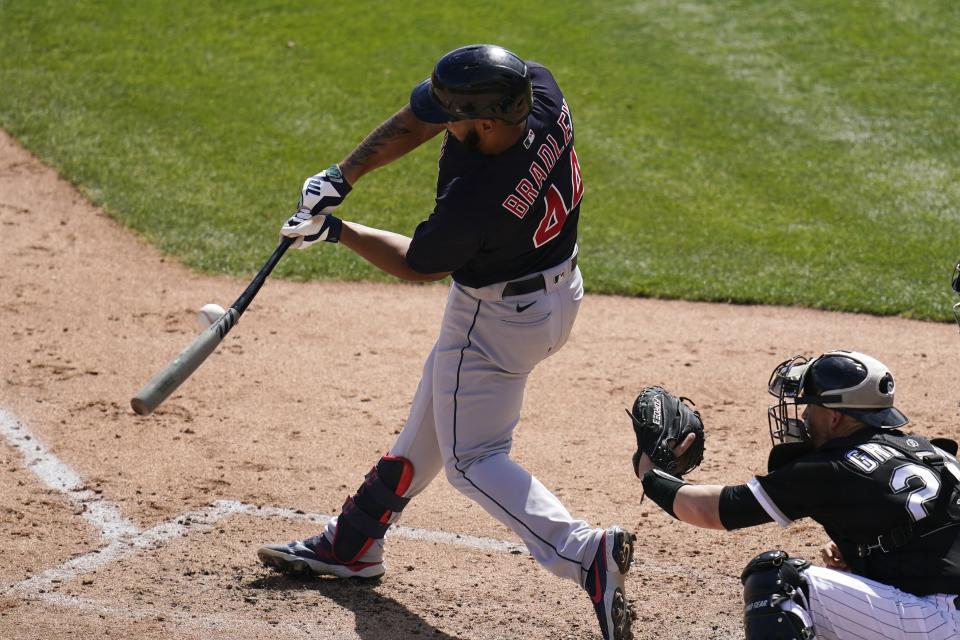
766, 349, 908, 445
952, 261, 960, 332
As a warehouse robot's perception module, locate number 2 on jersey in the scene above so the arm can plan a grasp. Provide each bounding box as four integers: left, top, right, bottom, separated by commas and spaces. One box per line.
891, 463, 941, 522
533, 147, 583, 248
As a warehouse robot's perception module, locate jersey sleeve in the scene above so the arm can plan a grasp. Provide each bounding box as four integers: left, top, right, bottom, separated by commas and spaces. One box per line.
405, 179, 483, 274
718, 484, 774, 530
749, 457, 840, 528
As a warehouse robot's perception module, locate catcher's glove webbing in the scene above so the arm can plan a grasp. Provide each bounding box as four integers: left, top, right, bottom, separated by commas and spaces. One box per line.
627, 385, 706, 478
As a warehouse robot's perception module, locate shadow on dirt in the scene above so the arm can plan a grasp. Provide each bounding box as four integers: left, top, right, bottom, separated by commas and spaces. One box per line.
248, 574, 463, 639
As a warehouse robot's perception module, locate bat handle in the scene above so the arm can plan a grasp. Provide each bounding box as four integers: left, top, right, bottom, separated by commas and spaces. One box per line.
230, 237, 293, 315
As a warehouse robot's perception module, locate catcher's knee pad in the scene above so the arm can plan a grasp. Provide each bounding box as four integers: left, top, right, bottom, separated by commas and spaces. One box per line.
741, 550, 815, 640
333, 456, 414, 563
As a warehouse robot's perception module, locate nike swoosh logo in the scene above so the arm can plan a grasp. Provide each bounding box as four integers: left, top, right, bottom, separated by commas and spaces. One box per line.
516, 301, 537, 313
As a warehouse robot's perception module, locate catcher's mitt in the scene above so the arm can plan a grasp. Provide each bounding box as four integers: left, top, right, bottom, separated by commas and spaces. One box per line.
627, 385, 705, 478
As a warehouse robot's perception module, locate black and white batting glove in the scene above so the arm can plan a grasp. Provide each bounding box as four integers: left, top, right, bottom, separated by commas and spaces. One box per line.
280, 211, 343, 249
298, 164, 352, 216
279, 164, 350, 250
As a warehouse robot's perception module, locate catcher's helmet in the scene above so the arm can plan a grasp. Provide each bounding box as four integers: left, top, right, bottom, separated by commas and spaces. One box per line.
767, 350, 908, 445
409, 44, 533, 125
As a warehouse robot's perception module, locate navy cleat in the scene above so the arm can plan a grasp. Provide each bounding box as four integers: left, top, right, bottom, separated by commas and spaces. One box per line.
257, 534, 385, 579
585, 526, 635, 640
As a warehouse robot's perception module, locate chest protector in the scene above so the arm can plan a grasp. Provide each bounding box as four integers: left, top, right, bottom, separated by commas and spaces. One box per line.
837, 433, 960, 558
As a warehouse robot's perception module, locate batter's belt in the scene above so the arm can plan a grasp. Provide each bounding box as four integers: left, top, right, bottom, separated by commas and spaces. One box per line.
501, 254, 578, 297
457, 251, 579, 302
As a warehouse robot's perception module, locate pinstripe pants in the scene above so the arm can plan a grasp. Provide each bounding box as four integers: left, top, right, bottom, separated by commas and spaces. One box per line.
804, 566, 960, 640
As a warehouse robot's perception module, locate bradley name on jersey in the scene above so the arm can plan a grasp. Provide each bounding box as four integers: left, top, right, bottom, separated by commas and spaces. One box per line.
501, 98, 577, 221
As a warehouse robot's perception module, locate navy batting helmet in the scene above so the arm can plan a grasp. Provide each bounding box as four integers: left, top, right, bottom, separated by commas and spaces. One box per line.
410, 44, 533, 125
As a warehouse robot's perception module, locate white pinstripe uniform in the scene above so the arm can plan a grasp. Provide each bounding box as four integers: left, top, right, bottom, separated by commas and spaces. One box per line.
749, 478, 960, 639
805, 566, 960, 640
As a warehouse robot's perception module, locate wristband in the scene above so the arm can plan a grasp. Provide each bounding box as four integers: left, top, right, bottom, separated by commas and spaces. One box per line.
641, 468, 687, 519
302, 215, 342, 244
327, 164, 353, 194
323, 215, 343, 243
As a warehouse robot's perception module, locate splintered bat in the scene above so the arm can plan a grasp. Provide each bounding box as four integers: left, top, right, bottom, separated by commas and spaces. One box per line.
130, 237, 293, 415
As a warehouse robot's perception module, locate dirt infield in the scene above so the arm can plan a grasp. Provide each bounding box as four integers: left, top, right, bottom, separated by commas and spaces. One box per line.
1, 127, 958, 639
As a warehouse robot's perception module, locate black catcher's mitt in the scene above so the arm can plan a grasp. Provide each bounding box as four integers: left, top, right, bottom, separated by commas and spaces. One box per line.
627, 385, 705, 478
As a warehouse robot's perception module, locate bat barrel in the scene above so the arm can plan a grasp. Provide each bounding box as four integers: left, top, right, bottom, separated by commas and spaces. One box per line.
129, 238, 291, 416
130, 310, 237, 415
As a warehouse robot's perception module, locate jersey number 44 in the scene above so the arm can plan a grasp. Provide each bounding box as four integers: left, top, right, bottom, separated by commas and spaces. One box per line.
533, 147, 583, 248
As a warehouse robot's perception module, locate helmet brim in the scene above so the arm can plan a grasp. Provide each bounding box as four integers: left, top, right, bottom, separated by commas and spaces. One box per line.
838, 406, 908, 429
409, 78, 453, 124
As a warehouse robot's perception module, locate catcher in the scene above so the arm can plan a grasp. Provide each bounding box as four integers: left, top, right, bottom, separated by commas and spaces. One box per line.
638, 350, 960, 639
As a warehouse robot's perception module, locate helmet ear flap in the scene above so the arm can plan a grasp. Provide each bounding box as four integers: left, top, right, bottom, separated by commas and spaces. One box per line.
492, 94, 514, 121
507, 84, 533, 123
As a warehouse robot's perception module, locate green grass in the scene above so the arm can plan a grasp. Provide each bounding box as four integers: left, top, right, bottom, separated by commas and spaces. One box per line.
0, 0, 957, 320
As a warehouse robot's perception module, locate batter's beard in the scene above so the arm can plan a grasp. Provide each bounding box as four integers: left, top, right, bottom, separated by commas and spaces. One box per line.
462, 128, 481, 152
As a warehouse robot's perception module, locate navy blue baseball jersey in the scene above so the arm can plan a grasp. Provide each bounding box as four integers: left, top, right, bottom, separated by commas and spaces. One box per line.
405, 63, 582, 288
746, 430, 960, 596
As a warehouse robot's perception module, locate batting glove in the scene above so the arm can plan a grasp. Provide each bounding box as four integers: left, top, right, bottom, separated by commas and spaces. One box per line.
280, 211, 343, 249
298, 164, 352, 217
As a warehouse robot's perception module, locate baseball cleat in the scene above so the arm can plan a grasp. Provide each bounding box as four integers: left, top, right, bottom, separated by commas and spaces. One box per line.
257, 534, 385, 579
585, 526, 636, 640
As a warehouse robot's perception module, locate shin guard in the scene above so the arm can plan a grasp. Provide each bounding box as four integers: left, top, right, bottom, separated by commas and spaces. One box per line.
741, 550, 815, 640
332, 456, 414, 563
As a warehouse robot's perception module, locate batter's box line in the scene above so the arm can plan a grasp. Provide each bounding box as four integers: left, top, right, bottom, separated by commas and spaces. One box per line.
0, 405, 526, 598
0, 406, 139, 542
0, 405, 730, 603
2, 498, 530, 599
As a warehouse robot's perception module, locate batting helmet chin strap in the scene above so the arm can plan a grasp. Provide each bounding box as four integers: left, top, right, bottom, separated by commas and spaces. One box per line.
741, 550, 816, 640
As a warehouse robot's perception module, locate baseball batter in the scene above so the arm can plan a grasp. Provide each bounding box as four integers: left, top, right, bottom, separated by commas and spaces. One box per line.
641, 349, 960, 639
257, 45, 634, 640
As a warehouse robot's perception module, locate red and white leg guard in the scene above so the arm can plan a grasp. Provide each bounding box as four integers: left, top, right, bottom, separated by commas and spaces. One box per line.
332, 455, 414, 563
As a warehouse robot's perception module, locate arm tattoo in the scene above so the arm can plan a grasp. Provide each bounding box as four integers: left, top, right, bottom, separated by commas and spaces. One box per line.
342, 114, 413, 173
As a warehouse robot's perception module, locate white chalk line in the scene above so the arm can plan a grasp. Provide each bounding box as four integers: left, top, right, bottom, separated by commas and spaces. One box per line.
0, 405, 724, 634
0, 407, 140, 542
0, 407, 535, 616
2, 497, 528, 598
